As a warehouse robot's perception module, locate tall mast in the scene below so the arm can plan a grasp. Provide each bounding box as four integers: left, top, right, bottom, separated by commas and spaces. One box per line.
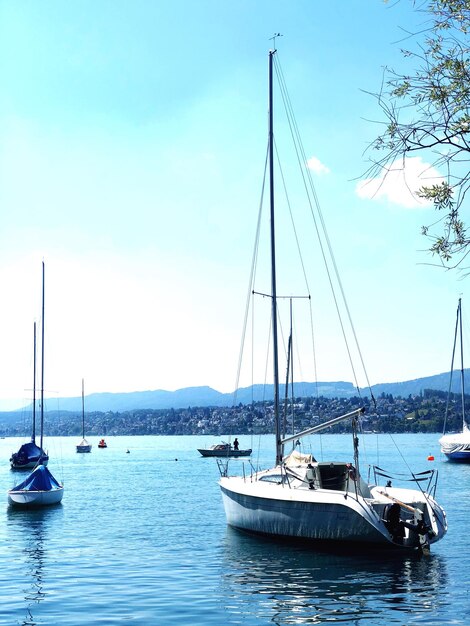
82, 378, 85, 438
40, 261, 45, 454
459, 298, 466, 428
269, 49, 281, 465
32, 322, 36, 443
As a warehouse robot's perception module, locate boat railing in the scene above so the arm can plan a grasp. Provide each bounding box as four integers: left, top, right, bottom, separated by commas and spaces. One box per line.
217, 459, 229, 477
370, 465, 439, 499
217, 458, 260, 481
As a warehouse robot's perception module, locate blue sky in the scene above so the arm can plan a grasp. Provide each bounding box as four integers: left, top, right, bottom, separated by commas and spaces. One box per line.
0, 0, 465, 409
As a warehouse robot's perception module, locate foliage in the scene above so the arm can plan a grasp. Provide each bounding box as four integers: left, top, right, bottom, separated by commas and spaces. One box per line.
369, 0, 470, 267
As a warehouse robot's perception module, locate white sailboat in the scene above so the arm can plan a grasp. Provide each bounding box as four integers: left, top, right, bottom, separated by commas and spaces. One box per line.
439, 298, 470, 461
219, 48, 447, 551
8, 262, 64, 507
76, 379, 92, 453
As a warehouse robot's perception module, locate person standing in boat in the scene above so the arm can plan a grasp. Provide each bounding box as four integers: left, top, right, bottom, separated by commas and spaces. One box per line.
233, 438, 239, 451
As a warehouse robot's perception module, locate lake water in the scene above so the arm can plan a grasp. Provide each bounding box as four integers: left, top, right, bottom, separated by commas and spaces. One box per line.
0, 432, 469, 625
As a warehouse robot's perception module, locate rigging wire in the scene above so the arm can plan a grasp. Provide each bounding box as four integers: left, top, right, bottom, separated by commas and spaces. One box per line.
234, 50, 379, 465
274, 139, 311, 296
232, 141, 269, 405
273, 52, 375, 405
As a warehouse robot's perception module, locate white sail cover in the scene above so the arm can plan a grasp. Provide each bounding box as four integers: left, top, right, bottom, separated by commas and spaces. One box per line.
284, 450, 314, 466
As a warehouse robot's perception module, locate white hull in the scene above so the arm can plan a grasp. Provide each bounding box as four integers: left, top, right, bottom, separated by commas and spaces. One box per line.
221, 479, 385, 543
440, 430, 470, 461
8, 486, 64, 507
219, 468, 447, 550
76, 438, 92, 453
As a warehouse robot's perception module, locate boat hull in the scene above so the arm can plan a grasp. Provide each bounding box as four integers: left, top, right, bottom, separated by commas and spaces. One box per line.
220, 479, 389, 545
76, 438, 92, 453
219, 476, 446, 549
8, 487, 64, 507
443, 450, 470, 462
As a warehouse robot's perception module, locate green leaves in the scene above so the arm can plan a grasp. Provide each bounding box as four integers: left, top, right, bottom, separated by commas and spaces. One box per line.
368, 0, 470, 268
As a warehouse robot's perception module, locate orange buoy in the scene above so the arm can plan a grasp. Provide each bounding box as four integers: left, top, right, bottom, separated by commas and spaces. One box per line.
427, 455, 435, 461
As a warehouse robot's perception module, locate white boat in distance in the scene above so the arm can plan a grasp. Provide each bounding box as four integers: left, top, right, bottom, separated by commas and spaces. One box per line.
219, 48, 447, 551
76, 379, 92, 453
439, 298, 470, 461
198, 443, 252, 458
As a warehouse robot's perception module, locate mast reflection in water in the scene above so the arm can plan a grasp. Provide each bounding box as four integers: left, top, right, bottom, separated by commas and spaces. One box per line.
6, 507, 62, 626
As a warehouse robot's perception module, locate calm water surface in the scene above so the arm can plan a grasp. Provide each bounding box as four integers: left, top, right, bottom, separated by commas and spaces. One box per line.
0, 433, 469, 625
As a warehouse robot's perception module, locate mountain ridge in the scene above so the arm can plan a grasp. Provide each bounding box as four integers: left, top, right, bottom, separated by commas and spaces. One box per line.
1, 369, 466, 414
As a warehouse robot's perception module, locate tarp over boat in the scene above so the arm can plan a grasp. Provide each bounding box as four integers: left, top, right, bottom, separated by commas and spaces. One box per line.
11, 465, 62, 492
11, 441, 44, 463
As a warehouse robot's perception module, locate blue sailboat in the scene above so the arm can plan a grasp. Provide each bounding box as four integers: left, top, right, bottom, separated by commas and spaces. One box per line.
8, 465, 63, 506
8, 262, 64, 507
10, 322, 49, 469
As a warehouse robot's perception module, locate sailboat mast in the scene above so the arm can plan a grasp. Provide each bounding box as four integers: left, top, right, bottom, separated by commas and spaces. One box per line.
82, 378, 85, 438
40, 262, 45, 454
459, 298, 466, 427
269, 49, 282, 466
32, 322, 36, 443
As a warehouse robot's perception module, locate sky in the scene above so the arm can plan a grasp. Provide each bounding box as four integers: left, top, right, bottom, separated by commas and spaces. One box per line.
0, 0, 467, 410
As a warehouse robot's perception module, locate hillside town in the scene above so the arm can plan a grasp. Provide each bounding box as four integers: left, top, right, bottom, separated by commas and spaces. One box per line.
0, 389, 464, 438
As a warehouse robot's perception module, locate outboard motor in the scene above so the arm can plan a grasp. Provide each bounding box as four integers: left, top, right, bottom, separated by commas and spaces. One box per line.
384, 503, 405, 543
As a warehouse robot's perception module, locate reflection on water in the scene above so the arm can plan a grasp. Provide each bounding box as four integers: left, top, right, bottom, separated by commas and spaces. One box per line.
7, 506, 63, 625
221, 527, 448, 625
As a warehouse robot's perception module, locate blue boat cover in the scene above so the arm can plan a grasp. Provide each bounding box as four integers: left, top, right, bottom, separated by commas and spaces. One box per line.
11, 441, 47, 465
11, 465, 61, 492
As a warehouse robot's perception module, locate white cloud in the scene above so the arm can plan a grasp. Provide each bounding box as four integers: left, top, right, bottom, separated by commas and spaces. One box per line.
307, 155, 330, 175
356, 157, 444, 208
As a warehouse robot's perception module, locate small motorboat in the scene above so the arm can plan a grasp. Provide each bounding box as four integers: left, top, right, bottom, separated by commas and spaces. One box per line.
198, 442, 251, 458
98, 439, 107, 448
